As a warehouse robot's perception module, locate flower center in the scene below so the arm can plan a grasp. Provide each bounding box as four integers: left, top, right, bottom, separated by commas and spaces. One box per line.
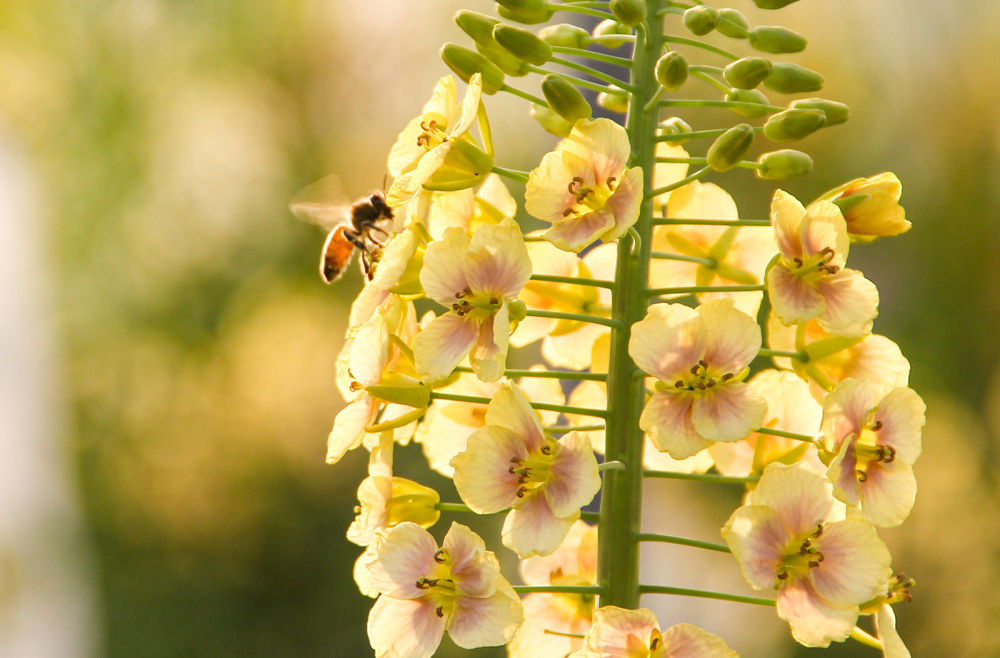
415, 114, 448, 151
669, 359, 742, 394
787, 246, 840, 282
414, 548, 458, 619
450, 287, 502, 317
853, 420, 895, 482
778, 523, 825, 581
509, 438, 558, 498
562, 175, 617, 218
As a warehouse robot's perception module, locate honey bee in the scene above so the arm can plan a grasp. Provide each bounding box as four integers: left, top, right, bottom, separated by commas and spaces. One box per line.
290, 174, 395, 283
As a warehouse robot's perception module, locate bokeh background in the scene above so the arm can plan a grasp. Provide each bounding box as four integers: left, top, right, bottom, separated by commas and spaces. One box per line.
1, 0, 998, 656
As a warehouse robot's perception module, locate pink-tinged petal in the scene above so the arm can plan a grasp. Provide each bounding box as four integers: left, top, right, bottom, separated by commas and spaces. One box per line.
349, 283, 392, 331
691, 383, 767, 443
721, 505, 787, 590
858, 463, 917, 527
749, 463, 834, 537
815, 269, 879, 337
518, 520, 597, 585
452, 426, 526, 513
350, 312, 390, 386
628, 303, 705, 381
518, 373, 565, 427
470, 304, 509, 382
809, 519, 892, 605
562, 118, 630, 181
875, 605, 911, 658
420, 226, 471, 304
413, 311, 480, 384
601, 166, 643, 242
873, 387, 925, 465
583, 606, 658, 658
698, 298, 761, 373
660, 623, 739, 658
443, 522, 498, 599
801, 200, 849, 266
770, 189, 807, 260
544, 210, 617, 253
449, 579, 524, 649
827, 437, 861, 507
832, 334, 910, 393
525, 149, 579, 225
507, 592, 590, 657
502, 492, 577, 558
466, 220, 531, 299
701, 288, 765, 320
327, 397, 378, 464
822, 379, 873, 442
367, 523, 438, 599
767, 263, 825, 326
542, 324, 610, 371
640, 390, 710, 459
777, 576, 858, 647
484, 382, 546, 451
545, 431, 601, 517
368, 595, 446, 658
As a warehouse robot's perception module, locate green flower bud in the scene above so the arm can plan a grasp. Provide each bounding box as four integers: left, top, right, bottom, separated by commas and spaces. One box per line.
591, 18, 632, 49
423, 137, 494, 191
658, 117, 692, 144
496, 2, 555, 25
753, 0, 801, 8
716, 9, 749, 39
365, 373, 430, 409
790, 98, 849, 126
542, 74, 592, 123
755, 149, 813, 179
494, 24, 552, 65
441, 43, 506, 94
748, 26, 807, 54
723, 57, 773, 90
453, 12, 528, 76
763, 108, 826, 142
610, 0, 646, 27
597, 89, 629, 114
764, 62, 824, 93
530, 103, 573, 137
707, 123, 754, 171
507, 299, 528, 324
683, 6, 718, 35
654, 51, 689, 91
725, 88, 773, 117
384, 478, 441, 529
538, 23, 590, 49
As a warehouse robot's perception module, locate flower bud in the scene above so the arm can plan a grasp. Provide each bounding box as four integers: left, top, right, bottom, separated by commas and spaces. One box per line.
716, 9, 749, 39
683, 6, 718, 35
764, 62, 824, 93
748, 26, 807, 54
597, 89, 629, 114
385, 478, 441, 528
366, 373, 431, 409
610, 0, 646, 27
495, 0, 554, 24
507, 299, 528, 324
707, 123, 754, 171
790, 97, 849, 126
538, 23, 590, 49
541, 74, 592, 123
819, 173, 909, 240
655, 51, 689, 91
591, 18, 632, 49
530, 103, 573, 137
423, 137, 495, 191
753, 0, 801, 8
723, 57, 773, 89
658, 117, 693, 144
493, 24, 552, 65
763, 108, 826, 142
725, 88, 772, 117
441, 43, 506, 94
454, 12, 531, 77
755, 149, 813, 179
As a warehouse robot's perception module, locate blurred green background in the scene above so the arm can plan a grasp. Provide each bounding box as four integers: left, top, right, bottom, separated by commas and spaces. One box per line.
1, 0, 997, 656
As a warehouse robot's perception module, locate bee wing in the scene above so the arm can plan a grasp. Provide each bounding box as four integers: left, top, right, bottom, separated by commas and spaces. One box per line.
290, 173, 353, 230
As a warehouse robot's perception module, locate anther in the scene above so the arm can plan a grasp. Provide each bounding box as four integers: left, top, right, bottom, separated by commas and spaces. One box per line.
649, 637, 659, 651
699, 359, 708, 368
436, 606, 445, 618
856, 469, 868, 483
607, 176, 617, 189
777, 571, 788, 581
690, 364, 701, 375
793, 257, 804, 268
541, 444, 553, 455
721, 372, 734, 381
489, 297, 498, 305
516, 486, 528, 498
871, 420, 883, 431
349, 381, 363, 392
814, 523, 824, 537
674, 380, 685, 388
434, 549, 448, 564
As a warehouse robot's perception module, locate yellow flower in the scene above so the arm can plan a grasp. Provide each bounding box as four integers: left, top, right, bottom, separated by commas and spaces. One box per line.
819, 173, 909, 242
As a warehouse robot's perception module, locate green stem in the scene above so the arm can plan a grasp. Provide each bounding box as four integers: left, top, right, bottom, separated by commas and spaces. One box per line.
525, 308, 624, 330
652, 217, 770, 226
654, 155, 761, 170
599, 460, 626, 472
643, 470, 759, 485
755, 426, 818, 443
639, 585, 776, 606
647, 284, 765, 296
552, 4, 615, 20
658, 99, 786, 112
758, 347, 805, 360
634, 533, 731, 553
453, 365, 606, 381
545, 424, 606, 433
597, 0, 665, 612
661, 34, 738, 59
513, 585, 604, 595
850, 626, 883, 650
491, 165, 530, 183
646, 165, 711, 200
428, 391, 609, 418
650, 251, 717, 266
581, 510, 600, 523
532, 64, 634, 95
435, 502, 477, 514
551, 45, 633, 68
655, 126, 764, 142
548, 57, 637, 93
499, 84, 547, 107
691, 69, 731, 94
529, 273, 615, 289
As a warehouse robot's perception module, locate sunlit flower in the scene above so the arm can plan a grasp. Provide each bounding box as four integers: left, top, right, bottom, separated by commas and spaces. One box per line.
722, 463, 893, 647
348, 476, 441, 547
767, 314, 910, 400
709, 369, 823, 478
569, 606, 738, 658
650, 181, 776, 318
819, 173, 909, 242
387, 74, 489, 205
766, 190, 879, 337
413, 220, 531, 384
821, 379, 925, 527
366, 522, 523, 657
629, 299, 766, 459
508, 521, 597, 657
425, 173, 517, 239
450, 382, 601, 557
512, 240, 615, 370
525, 118, 643, 252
